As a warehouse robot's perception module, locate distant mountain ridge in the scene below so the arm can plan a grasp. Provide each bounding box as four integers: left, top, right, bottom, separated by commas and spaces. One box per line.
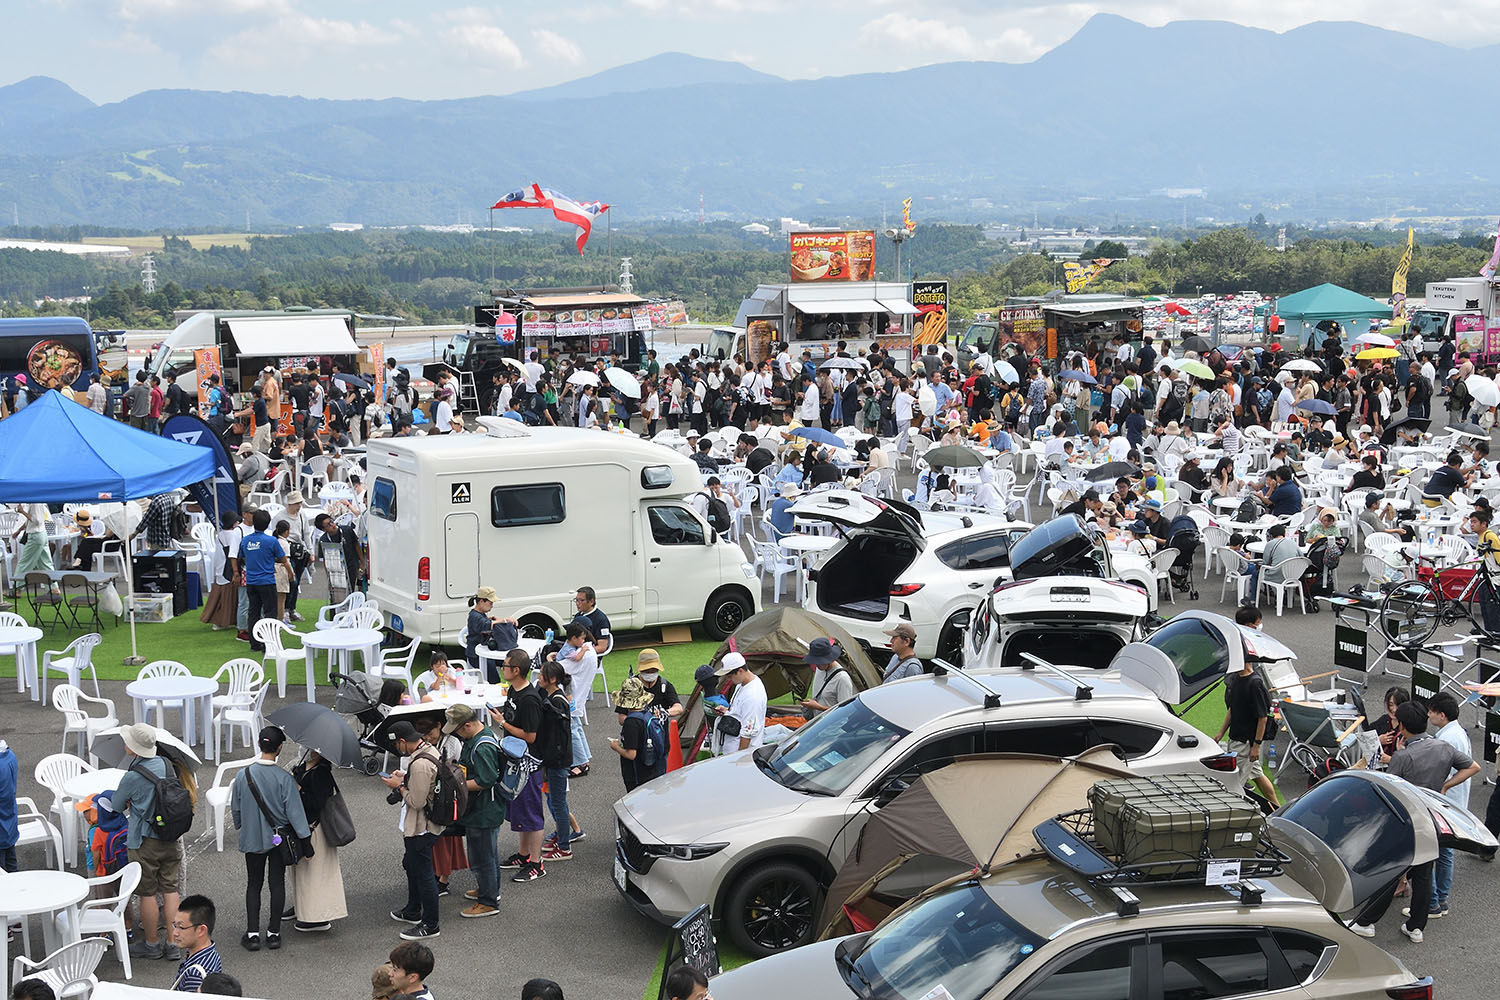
0, 19, 1496, 227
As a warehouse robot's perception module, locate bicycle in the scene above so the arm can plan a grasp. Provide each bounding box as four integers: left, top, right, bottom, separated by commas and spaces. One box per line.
1377, 543, 1500, 647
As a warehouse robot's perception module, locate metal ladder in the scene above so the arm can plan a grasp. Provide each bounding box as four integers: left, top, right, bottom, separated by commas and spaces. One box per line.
456, 370, 480, 415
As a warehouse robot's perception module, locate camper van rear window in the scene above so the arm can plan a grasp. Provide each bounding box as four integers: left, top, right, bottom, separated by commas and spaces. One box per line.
641, 466, 675, 490
491, 484, 566, 527
371, 478, 398, 521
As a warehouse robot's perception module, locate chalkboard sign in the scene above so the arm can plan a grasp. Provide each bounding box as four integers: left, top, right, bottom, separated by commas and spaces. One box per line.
658, 904, 720, 999
1410, 663, 1440, 707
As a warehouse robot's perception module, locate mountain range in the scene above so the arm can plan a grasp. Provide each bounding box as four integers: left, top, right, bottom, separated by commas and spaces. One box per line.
1, 15, 1497, 229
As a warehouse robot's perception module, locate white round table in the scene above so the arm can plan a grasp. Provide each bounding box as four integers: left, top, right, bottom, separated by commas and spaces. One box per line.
1211, 497, 1243, 512
126, 676, 218, 753
0, 869, 88, 992
0, 624, 44, 702
302, 627, 385, 687
422, 688, 497, 711
472, 636, 546, 682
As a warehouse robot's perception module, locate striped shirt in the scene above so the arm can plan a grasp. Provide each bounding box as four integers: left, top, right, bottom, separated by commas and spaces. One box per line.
173, 942, 223, 992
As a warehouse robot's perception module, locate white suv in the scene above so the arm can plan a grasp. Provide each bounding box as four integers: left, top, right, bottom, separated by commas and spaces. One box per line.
612, 629, 1238, 958
794, 492, 1155, 663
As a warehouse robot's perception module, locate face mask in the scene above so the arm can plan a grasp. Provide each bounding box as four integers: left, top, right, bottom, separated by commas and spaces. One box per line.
639, 672, 659, 685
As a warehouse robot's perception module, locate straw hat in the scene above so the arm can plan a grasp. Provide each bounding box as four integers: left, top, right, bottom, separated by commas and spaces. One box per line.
122, 723, 158, 759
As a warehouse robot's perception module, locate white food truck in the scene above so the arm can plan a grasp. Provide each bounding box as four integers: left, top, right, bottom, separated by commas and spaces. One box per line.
364, 423, 761, 644
1409, 276, 1500, 359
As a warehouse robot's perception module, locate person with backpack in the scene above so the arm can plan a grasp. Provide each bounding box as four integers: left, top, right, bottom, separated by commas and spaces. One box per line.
494, 649, 548, 883
693, 477, 737, 536
379, 720, 447, 941
229, 726, 310, 953
113, 723, 194, 961
610, 676, 666, 791
881, 624, 924, 682
798, 638, 853, 718
548, 622, 596, 781
441, 704, 505, 919
536, 661, 578, 863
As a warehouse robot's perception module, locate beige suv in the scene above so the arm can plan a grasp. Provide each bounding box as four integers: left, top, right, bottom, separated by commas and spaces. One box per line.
709, 770, 1497, 1000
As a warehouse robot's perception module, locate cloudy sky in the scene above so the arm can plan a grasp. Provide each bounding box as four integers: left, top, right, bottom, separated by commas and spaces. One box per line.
9, 0, 1492, 104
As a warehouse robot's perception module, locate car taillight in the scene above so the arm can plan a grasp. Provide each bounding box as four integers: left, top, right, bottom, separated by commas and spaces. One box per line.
417, 557, 430, 601
1200, 753, 1239, 771
1429, 808, 1453, 837
889, 583, 925, 597
1386, 978, 1433, 1000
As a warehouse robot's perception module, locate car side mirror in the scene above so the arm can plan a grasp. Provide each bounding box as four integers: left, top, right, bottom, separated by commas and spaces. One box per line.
874, 778, 909, 808
708, 529, 718, 545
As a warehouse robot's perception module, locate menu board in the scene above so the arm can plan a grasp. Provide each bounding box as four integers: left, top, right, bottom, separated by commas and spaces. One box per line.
790, 230, 876, 283
746, 316, 780, 366
999, 304, 1046, 354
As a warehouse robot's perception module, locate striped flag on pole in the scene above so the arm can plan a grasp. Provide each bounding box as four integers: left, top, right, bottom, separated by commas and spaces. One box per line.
1482, 222, 1500, 280
491, 183, 610, 254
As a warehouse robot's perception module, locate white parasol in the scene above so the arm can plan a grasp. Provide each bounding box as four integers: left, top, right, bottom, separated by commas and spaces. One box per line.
604, 367, 641, 399
1352, 331, 1396, 348
1465, 374, 1500, 409
91, 724, 201, 769
1281, 359, 1322, 373
567, 370, 600, 388
499, 357, 527, 375
995, 361, 1021, 385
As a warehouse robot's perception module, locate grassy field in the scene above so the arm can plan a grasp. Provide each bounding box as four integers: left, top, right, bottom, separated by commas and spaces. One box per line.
81, 233, 282, 252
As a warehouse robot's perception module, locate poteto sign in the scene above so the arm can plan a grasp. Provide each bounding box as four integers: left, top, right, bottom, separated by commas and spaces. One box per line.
912, 280, 949, 346
789, 231, 876, 283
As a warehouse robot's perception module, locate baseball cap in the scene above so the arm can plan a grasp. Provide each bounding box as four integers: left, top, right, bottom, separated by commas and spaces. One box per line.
389, 720, 421, 743
883, 623, 917, 642
442, 703, 477, 734
714, 651, 748, 676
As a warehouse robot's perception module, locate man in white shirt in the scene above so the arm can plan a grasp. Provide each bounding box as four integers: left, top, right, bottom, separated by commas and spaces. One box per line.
1426, 692, 1472, 918
86, 375, 108, 413
522, 351, 544, 392
1274, 379, 1297, 425
713, 652, 766, 753
797, 376, 820, 427
776, 345, 794, 382
434, 387, 455, 434
893, 380, 916, 453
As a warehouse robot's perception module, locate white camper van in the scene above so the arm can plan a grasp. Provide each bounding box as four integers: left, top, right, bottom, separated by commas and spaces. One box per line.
364, 424, 761, 645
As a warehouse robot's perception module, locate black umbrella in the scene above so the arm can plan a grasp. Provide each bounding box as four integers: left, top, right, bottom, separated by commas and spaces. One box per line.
1381, 415, 1431, 445
367, 703, 450, 753
1180, 335, 1212, 353
331, 372, 372, 391
1086, 461, 1141, 483
268, 702, 362, 768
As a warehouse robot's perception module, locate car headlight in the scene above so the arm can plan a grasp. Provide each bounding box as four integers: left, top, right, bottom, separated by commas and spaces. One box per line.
645, 842, 730, 862
741, 562, 757, 580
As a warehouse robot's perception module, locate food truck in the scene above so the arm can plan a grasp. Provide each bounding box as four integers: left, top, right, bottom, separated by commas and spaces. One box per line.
144, 308, 361, 389
959, 293, 1145, 367
1409, 276, 1500, 359
0, 316, 98, 398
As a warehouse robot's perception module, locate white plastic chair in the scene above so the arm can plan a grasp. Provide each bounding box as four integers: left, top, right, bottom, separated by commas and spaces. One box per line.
210, 658, 265, 711
245, 468, 289, 509
1258, 555, 1312, 615
1, 609, 29, 693
40, 633, 102, 701
51, 684, 117, 763
13, 796, 64, 870
1219, 548, 1253, 605
1149, 549, 1177, 605
315, 591, 364, 630
339, 605, 384, 631
33, 753, 92, 869
212, 682, 268, 755
1200, 524, 1229, 579
253, 619, 308, 699
62, 861, 141, 980
10, 936, 110, 999
206, 756, 256, 852
136, 659, 190, 681
588, 632, 616, 714
753, 539, 800, 603
299, 455, 332, 498
412, 670, 435, 701
373, 637, 420, 689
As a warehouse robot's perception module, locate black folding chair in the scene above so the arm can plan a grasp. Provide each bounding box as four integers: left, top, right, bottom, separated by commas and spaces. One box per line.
24, 571, 67, 633
60, 572, 101, 630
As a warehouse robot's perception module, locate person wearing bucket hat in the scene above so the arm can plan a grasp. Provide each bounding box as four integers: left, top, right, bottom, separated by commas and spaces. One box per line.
799, 638, 852, 718
111, 722, 186, 961
636, 649, 682, 718
280, 490, 316, 621
609, 677, 662, 792
443, 702, 506, 917
711, 652, 766, 754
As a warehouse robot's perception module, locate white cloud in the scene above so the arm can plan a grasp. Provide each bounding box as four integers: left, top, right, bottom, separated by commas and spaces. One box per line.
531, 28, 584, 65
624, 0, 671, 10
858, 12, 1045, 61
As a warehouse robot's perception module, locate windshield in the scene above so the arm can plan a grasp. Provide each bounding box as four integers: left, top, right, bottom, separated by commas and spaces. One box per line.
763, 698, 907, 796
708, 330, 736, 360
959, 325, 994, 352
843, 883, 1043, 1000
1408, 310, 1448, 339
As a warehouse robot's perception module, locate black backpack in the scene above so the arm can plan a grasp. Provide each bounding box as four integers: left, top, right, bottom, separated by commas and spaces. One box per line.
701, 493, 732, 534
542, 691, 572, 768
1005, 392, 1023, 425
412, 749, 468, 827
131, 759, 194, 842
628, 711, 668, 774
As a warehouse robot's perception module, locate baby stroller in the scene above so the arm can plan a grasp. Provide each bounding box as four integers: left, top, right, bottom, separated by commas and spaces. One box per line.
1165, 514, 1201, 601
332, 670, 405, 774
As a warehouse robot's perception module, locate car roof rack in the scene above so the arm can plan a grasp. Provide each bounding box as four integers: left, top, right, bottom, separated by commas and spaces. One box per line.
1017, 652, 1094, 701
929, 658, 1003, 709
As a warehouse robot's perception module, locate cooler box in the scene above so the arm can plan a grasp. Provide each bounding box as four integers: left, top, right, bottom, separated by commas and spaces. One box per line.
1089, 775, 1263, 873
130, 594, 175, 623
1418, 565, 1473, 601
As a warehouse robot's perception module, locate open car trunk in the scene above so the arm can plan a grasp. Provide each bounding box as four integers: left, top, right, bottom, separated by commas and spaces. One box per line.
999, 627, 1130, 668
815, 532, 920, 621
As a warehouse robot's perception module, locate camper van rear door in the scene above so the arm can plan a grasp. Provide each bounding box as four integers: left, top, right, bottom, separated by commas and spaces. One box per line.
444, 513, 480, 599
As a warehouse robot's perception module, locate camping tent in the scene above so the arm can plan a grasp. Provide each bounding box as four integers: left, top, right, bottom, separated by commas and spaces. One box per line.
817, 750, 1130, 940
0, 391, 216, 502
0, 390, 217, 663
1272, 283, 1393, 349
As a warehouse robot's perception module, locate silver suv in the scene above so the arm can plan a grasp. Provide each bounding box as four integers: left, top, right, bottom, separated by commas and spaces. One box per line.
612, 635, 1237, 956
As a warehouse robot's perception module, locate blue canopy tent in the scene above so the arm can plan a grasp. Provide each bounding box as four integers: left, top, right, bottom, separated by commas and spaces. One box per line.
1273, 283, 1393, 349
0, 391, 217, 663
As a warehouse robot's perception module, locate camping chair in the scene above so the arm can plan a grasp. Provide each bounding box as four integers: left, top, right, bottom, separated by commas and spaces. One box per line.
1276, 698, 1364, 785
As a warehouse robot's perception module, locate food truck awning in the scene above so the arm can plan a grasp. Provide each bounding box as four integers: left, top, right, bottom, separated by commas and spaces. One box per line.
522, 293, 646, 308
228, 316, 358, 358
1044, 299, 1145, 317
787, 287, 887, 314
877, 298, 920, 315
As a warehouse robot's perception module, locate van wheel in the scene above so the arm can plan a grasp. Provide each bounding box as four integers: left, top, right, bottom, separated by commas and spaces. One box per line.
703, 588, 751, 640
725, 861, 821, 957
517, 614, 557, 639
936, 611, 970, 665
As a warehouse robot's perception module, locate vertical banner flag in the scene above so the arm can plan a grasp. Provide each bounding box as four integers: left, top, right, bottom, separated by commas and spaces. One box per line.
911, 280, 949, 346
901, 197, 915, 232
370, 342, 386, 405
1391, 227, 1413, 311
1482, 221, 1500, 280
1063, 259, 1117, 293
193, 347, 221, 415
492, 184, 610, 254
160, 414, 241, 520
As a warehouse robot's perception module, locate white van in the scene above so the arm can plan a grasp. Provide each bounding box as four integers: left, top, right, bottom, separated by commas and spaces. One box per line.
364, 425, 761, 644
